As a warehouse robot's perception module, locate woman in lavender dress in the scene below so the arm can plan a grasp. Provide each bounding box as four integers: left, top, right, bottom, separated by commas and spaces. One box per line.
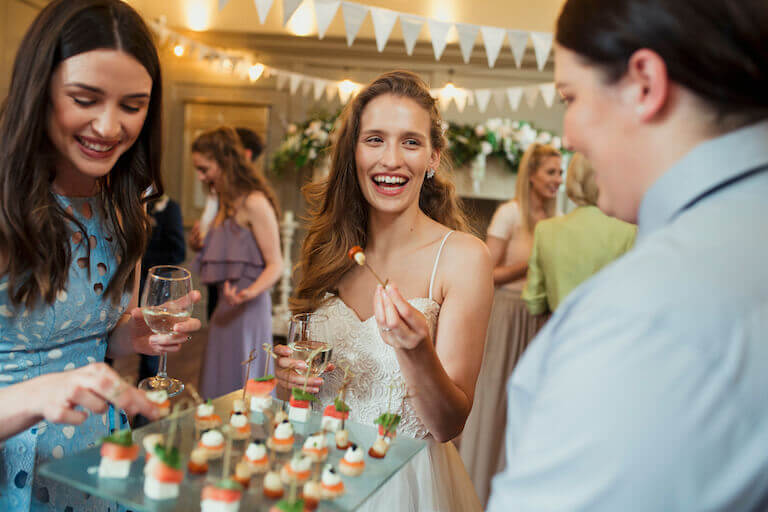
192, 127, 283, 398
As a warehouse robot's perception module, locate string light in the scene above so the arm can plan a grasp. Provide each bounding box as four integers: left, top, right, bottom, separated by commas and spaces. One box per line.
338, 79, 360, 103
173, 44, 185, 57
249, 64, 265, 82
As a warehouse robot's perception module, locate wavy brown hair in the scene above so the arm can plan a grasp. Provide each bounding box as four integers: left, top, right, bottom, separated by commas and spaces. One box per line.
191, 126, 279, 220
0, 0, 163, 309
291, 70, 470, 314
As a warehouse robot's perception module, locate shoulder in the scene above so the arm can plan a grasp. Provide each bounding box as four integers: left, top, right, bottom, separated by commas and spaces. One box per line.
440, 231, 492, 277
243, 191, 274, 217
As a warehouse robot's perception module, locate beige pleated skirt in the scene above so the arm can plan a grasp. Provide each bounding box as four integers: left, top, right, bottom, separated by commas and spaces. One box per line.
458, 286, 549, 507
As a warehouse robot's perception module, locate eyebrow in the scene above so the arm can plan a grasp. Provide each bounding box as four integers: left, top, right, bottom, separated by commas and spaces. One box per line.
65, 82, 150, 99
360, 129, 427, 139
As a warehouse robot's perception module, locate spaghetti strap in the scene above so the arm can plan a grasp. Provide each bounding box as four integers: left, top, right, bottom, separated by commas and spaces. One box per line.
429, 231, 455, 301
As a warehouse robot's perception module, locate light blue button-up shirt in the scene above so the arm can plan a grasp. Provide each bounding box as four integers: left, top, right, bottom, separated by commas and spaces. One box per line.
487, 120, 768, 511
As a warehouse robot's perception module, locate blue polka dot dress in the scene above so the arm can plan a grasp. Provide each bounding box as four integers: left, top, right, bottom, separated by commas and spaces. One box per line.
0, 194, 132, 511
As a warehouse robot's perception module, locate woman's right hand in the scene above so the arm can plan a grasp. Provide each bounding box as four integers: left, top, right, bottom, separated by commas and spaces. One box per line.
189, 221, 204, 251
30, 363, 160, 425
273, 344, 327, 394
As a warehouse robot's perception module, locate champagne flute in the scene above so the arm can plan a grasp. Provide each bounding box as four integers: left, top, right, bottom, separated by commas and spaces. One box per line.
138, 265, 194, 397
287, 313, 332, 378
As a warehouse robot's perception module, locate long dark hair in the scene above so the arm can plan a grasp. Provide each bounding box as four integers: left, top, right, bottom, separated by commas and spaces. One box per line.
191, 126, 279, 219
556, 0, 768, 128
0, 0, 163, 309
291, 70, 470, 314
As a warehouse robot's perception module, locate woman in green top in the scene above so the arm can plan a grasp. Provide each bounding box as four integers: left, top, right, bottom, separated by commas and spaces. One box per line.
523, 153, 636, 314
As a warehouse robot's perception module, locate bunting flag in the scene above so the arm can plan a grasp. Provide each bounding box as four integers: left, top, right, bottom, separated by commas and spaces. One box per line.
539, 83, 557, 108
475, 89, 492, 113
276, 72, 290, 91
314, 0, 340, 39
282, 0, 303, 26
438, 92, 452, 112
492, 89, 506, 111
506, 30, 528, 68
370, 7, 399, 52
480, 26, 506, 68
530, 31, 554, 71
289, 73, 303, 94
254, 0, 275, 24
313, 79, 326, 100
455, 23, 479, 64
427, 19, 452, 61
341, 2, 369, 46
506, 87, 523, 111
524, 85, 539, 108
454, 90, 469, 113
400, 15, 425, 56
326, 83, 338, 102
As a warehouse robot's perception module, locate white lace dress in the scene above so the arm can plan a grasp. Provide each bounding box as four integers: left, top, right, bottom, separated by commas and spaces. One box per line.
315, 235, 482, 511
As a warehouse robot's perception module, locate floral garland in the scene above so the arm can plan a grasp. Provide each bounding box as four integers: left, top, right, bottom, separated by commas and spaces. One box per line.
270, 112, 564, 175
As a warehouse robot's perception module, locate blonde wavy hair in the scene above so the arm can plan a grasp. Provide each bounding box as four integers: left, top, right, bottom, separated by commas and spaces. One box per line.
515, 143, 562, 233
566, 153, 599, 206
290, 70, 470, 314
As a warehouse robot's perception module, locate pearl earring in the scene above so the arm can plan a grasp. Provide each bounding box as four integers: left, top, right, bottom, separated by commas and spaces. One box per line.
426, 168, 435, 179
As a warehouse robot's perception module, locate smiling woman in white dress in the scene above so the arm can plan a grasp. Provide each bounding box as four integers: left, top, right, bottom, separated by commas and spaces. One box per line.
275, 70, 494, 511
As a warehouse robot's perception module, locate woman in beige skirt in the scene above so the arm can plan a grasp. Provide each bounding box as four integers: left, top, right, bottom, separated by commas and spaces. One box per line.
460, 143, 562, 505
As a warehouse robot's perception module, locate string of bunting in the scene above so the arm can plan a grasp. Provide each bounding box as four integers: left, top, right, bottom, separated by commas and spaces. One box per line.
217, 0, 554, 70
148, 19, 559, 112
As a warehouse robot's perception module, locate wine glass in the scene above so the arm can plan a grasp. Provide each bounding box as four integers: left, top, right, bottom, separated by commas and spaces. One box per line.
137, 265, 194, 397
287, 313, 332, 378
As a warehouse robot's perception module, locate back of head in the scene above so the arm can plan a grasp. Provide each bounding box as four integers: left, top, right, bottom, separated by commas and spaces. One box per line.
0, 0, 163, 308
192, 126, 278, 218
235, 127, 264, 163
557, 0, 768, 129
566, 153, 599, 207
292, 70, 469, 314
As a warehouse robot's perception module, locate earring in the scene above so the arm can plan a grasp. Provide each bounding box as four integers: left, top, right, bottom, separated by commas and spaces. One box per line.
635, 105, 645, 115
426, 168, 435, 179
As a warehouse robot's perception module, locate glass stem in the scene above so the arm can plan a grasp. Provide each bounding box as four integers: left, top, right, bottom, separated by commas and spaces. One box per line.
157, 353, 168, 379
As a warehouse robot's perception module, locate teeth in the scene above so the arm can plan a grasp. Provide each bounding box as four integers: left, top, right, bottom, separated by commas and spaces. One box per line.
373, 175, 407, 185
78, 137, 116, 152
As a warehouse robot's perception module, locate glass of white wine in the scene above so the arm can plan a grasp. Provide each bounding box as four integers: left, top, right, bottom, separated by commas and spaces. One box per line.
137, 265, 193, 397
287, 313, 332, 378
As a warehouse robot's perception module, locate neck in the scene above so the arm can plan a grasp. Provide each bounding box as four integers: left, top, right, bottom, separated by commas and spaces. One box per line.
529, 191, 546, 212
366, 202, 426, 255
51, 161, 98, 197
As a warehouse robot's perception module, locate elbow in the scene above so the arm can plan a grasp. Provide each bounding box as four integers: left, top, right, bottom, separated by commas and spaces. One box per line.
432, 419, 467, 443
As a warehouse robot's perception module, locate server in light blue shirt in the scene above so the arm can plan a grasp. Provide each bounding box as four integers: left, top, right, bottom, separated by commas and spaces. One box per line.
487, 0, 768, 510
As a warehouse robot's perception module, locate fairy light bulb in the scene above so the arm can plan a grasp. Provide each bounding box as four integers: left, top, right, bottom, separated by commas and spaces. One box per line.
249, 64, 265, 82
173, 44, 185, 57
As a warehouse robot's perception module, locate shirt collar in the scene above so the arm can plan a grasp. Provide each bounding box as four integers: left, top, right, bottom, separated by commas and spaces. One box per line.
637, 119, 768, 240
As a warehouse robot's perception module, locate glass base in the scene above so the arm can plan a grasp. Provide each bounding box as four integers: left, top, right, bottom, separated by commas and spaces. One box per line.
138, 375, 184, 398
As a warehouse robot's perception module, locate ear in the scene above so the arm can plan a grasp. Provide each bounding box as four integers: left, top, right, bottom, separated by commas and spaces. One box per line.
428, 148, 440, 171
624, 49, 670, 121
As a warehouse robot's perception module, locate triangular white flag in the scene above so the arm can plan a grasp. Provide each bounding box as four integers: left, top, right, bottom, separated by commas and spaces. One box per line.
480, 26, 506, 68
314, 0, 340, 39
282, 0, 303, 26
506, 30, 529, 68
475, 89, 492, 113
341, 2, 369, 47
326, 83, 338, 102
454, 90, 469, 113
253, 0, 275, 25
313, 79, 326, 101
506, 87, 523, 111
427, 19, 452, 61
524, 85, 539, 108
218, 0, 230, 11
301, 77, 312, 96
438, 92, 452, 112
289, 74, 303, 95
493, 89, 506, 110
455, 23, 479, 64
370, 7, 399, 52
254, 0, 275, 24
530, 31, 554, 71
539, 83, 557, 108
276, 72, 289, 91
400, 15, 425, 56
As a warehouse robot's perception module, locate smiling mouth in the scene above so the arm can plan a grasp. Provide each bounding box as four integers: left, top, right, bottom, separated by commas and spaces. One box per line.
372, 175, 409, 188
75, 135, 119, 153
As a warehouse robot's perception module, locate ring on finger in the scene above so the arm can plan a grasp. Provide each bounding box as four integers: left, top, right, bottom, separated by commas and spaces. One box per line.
104, 379, 127, 403
381, 326, 392, 332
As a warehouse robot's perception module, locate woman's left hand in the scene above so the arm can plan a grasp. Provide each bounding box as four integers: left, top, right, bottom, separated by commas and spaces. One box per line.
129, 290, 202, 355
374, 283, 432, 350
222, 281, 257, 306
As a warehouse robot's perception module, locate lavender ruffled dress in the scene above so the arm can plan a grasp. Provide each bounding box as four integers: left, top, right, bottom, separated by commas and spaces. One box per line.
195, 218, 273, 399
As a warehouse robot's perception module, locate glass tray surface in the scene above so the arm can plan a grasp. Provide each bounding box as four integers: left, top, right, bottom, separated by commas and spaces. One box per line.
39, 390, 426, 511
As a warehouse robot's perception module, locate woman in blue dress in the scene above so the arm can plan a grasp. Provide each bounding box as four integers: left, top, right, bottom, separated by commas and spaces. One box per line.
0, 1, 201, 510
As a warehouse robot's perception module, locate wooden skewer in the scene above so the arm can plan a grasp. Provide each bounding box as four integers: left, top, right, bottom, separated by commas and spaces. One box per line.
349, 246, 389, 287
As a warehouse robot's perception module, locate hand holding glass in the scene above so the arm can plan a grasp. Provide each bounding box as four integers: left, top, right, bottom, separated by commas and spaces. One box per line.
287, 313, 332, 378
137, 265, 193, 397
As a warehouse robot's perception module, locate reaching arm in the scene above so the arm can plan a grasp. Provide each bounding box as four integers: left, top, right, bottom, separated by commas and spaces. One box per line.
522, 228, 549, 315
487, 234, 528, 285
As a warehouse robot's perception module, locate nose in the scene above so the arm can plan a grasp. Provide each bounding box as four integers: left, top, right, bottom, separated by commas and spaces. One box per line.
91, 105, 123, 141
379, 140, 402, 169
